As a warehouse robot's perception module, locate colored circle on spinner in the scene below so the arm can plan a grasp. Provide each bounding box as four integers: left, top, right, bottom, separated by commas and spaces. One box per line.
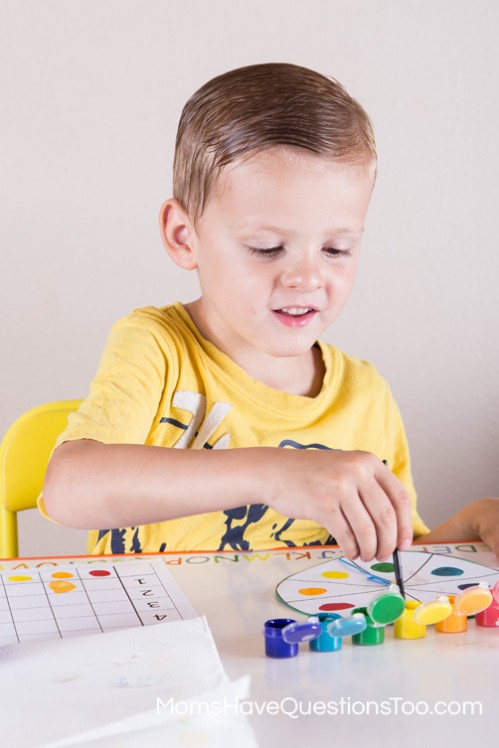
51, 571, 74, 579
370, 562, 394, 573
321, 571, 349, 579
318, 602, 355, 612
298, 587, 327, 596
431, 566, 464, 577
368, 591, 405, 625
89, 569, 111, 577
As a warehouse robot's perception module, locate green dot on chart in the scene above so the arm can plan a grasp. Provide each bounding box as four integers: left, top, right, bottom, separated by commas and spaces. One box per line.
370, 562, 394, 573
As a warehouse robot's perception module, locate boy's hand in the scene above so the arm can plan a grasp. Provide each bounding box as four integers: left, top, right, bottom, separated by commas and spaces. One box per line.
470, 498, 499, 560
412, 497, 499, 562
264, 449, 413, 562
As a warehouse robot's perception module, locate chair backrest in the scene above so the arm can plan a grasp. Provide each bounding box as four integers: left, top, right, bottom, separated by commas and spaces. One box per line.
0, 400, 82, 557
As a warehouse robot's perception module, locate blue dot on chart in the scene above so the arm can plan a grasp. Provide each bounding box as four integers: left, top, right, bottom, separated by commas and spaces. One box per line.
431, 566, 464, 577
457, 583, 479, 590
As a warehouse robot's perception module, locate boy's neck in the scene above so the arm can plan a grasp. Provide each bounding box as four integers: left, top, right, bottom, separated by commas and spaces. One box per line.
242, 344, 325, 397
183, 301, 325, 398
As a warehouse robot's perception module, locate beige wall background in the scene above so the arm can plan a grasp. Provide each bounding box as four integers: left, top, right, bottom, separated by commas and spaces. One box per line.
1, 0, 498, 556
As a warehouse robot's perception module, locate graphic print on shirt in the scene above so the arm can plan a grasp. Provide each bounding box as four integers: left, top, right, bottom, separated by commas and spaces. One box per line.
219, 439, 335, 551
160, 390, 232, 450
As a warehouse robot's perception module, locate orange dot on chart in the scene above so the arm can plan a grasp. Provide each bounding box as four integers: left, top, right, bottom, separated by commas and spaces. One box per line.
7, 575, 32, 582
298, 587, 327, 596
321, 571, 349, 579
49, 580, 77, 594
51, 571, 74, 579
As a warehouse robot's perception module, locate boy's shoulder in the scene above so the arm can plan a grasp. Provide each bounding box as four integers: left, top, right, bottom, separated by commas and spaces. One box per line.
110, 303, 198, 345
319, 339, 393, 400
116, 302, 186, 330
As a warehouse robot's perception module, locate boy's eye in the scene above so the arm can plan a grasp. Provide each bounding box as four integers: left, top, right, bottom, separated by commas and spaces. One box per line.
247, 246, 283, 257
323, 247, 352, 258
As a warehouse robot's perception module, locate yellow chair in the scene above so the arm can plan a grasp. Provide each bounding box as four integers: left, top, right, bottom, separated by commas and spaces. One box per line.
0, 400, 82, 557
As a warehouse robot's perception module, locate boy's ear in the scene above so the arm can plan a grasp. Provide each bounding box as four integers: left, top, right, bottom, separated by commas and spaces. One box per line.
159, 199, 198, 270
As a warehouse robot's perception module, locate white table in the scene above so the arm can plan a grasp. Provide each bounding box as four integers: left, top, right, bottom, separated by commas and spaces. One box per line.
2, 541, 497, 747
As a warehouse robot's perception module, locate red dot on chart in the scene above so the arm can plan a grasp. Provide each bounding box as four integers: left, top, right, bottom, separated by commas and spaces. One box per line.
89, 569, 111, 577
319, 602, 355, 612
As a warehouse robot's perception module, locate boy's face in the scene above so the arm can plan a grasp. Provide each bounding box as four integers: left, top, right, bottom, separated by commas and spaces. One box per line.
168, 147, 374, 384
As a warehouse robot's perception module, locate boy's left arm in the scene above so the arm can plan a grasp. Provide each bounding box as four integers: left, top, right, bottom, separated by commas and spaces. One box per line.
418, 497, 499, 560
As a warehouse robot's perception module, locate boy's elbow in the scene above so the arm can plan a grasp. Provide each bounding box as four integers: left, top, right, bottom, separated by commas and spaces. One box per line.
43, 441, 97, 528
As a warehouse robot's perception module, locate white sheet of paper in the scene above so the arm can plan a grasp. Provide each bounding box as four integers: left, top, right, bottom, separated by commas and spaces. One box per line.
0, 616, 257, 748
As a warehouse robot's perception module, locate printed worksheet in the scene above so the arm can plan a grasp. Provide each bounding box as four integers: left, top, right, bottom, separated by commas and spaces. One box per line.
0, 559, 197, 646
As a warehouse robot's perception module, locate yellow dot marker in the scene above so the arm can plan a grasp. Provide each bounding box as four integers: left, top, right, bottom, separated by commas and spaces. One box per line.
394, 601, 427, 639
7, 575, 32, 582
322, 571, 349, 579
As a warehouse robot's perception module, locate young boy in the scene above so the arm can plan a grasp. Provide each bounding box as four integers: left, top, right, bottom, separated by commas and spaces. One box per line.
42, 63, 499, 560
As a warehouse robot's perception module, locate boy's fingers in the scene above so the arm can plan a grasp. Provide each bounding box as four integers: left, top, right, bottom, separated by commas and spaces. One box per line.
359, 481, 398, 560
329, 508, 359, 560
376, 466, 413, 550
342, 495, 379, 561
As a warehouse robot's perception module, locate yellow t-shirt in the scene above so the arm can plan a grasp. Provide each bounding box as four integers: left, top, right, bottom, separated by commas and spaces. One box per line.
42, 303, 428, 553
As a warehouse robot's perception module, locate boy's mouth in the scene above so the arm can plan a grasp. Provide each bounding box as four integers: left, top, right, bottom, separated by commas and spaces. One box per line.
272, 306, 317, 327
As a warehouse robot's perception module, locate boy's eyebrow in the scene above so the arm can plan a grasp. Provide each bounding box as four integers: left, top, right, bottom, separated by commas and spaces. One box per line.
236, 223, 365, 237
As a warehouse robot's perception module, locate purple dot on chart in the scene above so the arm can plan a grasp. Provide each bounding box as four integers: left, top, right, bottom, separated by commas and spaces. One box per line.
431, 566, 464, 577
457, 583, 479, 590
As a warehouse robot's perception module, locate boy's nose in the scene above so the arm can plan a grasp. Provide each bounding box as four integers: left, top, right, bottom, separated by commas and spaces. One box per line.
280, 259, 323, 291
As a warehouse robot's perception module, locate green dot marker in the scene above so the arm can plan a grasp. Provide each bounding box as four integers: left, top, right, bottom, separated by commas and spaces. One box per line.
351, 607, 385, 646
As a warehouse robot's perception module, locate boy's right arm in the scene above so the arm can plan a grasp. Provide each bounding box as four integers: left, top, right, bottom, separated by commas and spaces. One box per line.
43, 440, 413, 561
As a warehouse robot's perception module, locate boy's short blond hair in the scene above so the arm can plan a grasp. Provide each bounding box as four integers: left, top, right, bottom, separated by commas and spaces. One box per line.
173, 62, 376, 224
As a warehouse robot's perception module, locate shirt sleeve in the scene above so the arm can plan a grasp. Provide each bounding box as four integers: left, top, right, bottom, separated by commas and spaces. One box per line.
54, 311, 169, 447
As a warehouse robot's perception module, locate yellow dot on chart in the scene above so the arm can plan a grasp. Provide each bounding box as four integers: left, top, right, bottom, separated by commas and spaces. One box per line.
321, 571, 349, 579
51, 571, 74, 579
49, 580, 77, 594
7, 575, 32, 582
298, 587, 327, 596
